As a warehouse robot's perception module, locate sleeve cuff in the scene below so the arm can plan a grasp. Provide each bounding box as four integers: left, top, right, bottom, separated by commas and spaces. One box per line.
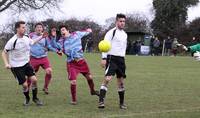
102, 52, 107, 59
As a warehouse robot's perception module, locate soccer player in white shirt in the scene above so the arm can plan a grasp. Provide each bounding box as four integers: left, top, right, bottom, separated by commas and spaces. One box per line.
1, 21, 47, 106
98, 14, 128, 109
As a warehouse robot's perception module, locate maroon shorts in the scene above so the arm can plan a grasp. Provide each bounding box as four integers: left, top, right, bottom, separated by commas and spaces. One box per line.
67, 59, 90, 80
30, 57, 51, 72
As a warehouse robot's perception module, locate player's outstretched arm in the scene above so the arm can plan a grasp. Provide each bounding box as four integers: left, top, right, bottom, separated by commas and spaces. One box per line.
30, 32, 49, 45
76, 28, 92, 38
46, 39, 63, 56
176, 44, 188, 52
178, 43, 200, 53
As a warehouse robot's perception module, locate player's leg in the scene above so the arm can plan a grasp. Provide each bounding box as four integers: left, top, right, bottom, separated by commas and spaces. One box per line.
11, 67, 30, 106
41, 57, 52, 94
29, 58, 40, 89
99, 56, 116, 109
22, 80, 30, 106
67, 62, 78, 105
83, 73, 99, 96
70, 80, 77, 105
43, 67, 52, 94
26, 63, 43, 106
80, 59, 99, 96
29, 75, 43, 106
98, 76, 112, 108
117, 77, 127, 109
30, 57, 40, 73
116, 57, 127, 109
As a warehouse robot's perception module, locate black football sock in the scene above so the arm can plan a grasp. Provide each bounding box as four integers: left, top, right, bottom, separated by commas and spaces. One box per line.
32, 87, 38, 100
23, 87, 30, 99
118, 90, 125, 105
23, 91, 30, 99
99, 85, 107, 103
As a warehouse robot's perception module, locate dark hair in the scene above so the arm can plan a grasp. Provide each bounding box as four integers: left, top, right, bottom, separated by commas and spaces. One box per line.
35, 22, 44, 28
15, 21, 25, 30
50, 25, 57, 30
59, 24, 69, 31
116, 13, 126, 20
48, 25, 61, 41
48, 25, 57, 34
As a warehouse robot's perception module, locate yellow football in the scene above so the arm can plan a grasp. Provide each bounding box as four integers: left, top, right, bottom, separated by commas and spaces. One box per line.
98, 40, 111, 52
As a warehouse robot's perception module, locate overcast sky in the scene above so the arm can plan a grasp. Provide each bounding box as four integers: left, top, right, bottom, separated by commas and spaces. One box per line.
0, 0, 200, 25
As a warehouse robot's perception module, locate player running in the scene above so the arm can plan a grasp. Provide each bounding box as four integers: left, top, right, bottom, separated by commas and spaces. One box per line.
2, 21, 45, 106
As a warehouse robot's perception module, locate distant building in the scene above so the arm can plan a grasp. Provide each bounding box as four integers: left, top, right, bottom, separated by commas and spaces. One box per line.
126, 30, 152, 55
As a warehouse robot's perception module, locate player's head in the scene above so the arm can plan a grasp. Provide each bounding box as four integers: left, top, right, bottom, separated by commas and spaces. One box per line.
155, 37, 159, 40
15, 21, 26, 36
49, 25, 61, 40
49, 25, 57, 36
51, 27, 57, 33
35, 22, 44, 35
116, 13, 126, 30
59, 24, 70, 37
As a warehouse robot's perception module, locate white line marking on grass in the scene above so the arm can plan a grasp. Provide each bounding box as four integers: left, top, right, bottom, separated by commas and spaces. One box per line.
106, 107, 200, 118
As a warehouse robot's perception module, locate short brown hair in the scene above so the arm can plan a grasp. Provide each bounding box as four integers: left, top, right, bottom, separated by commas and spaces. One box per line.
35, 22, 44, 28
59, 24, 69, 31
116, 13, 126, 20
15, 21, 25, 30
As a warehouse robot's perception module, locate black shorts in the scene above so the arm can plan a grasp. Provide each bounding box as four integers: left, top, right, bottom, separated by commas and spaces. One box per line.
105, 55, 126, 78
11, 63, 35, 85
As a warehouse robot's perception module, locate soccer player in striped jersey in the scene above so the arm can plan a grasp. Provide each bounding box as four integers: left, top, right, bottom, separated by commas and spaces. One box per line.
29, 23, 62, 94
58, 25, 99, 105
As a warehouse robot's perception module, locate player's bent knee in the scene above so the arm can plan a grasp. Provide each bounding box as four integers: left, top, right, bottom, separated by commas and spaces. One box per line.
70, 80, 77, 85
86, 74, 93, 80
22, 82, 28, 88
46, 68, 52, 75
88, 74, 92, 79
30, 76, 37, 84
105, 76, 112, 81
118, 81, 124, 86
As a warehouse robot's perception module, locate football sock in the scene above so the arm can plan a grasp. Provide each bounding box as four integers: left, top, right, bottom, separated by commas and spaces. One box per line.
23, 88, 30, 99
99, 85, 107, 103
71, 84, 76, 102
87, 79, 95, 92
44, 74, 52, 89
32, 86, 38, 99
118, 89, 125, 105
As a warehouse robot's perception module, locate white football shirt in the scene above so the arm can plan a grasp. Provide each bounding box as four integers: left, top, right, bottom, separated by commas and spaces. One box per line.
102, 27, 127, 58
4, 34, 33, 67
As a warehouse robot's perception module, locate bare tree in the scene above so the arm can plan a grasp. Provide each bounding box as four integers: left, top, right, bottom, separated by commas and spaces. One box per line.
0, 0, 63, 13
105, 13, 150, 33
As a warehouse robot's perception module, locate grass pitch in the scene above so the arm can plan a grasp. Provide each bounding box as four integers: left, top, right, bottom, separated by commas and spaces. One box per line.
1, 53, 200, 118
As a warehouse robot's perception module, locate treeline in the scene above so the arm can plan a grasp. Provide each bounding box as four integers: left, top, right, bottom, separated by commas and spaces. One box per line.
0, 13, 151, 50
